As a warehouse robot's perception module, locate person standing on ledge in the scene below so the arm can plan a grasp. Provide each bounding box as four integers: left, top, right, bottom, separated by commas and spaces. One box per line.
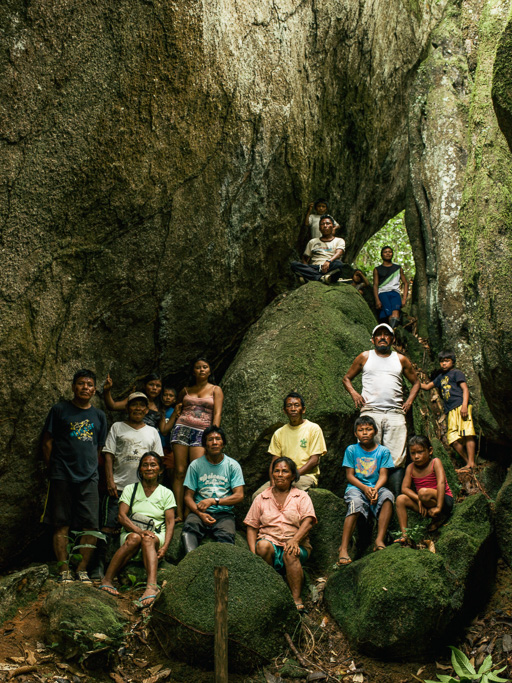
41, 369, 107, 584
252, 392, 327, 499
373, 246, 409, 329
342, 324, 420, 497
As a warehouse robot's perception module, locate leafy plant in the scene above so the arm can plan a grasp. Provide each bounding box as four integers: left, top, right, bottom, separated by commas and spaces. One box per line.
121, 573, 147, 591
57, 530, 106, 569
390, 523, 426, 546
424, 647, 509, 683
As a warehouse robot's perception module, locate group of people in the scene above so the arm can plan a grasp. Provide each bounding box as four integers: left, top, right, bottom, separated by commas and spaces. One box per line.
294, 198, 408, 329
40, 209, 478, 611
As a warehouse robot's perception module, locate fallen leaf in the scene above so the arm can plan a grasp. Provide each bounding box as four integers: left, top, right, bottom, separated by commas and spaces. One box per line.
148, 665, 163, 675
25, 652, 37, 666
307, 673, 326, 681
92, 633, 109, 641
353, 674, 364, 683
132, 659, 148, 668
503, 634, 512, 652
416, 666, 425, 676
7, 658, 24, 665
382, 587, 388, 591
142, 669, 171, 683
436, 661, 452, 670
109, 673, 125, 683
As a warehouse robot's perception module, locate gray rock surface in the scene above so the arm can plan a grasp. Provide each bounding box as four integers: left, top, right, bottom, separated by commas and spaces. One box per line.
0, 564, 49, 624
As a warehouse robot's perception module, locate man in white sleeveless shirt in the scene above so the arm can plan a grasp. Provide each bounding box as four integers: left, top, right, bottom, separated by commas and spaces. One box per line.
342, 323, 420, 497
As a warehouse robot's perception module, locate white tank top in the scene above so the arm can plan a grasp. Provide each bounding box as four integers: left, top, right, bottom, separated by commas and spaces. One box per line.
362, 350, 403, 410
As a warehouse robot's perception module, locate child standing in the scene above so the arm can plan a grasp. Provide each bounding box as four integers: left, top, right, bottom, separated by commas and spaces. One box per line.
303, 199, 340, 239
158, 386, 179, 484
395, 435, 453, 542
337, 416, 395, 565
421, 351, 477, 472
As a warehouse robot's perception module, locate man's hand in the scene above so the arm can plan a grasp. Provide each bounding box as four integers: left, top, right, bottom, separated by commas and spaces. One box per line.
375, 299, 382, 310
198, 512, 217, 526
350, 392, 366, 409
362, 485, 374, 502
157, 544, 168, 560
368, 487, 378, 504
460, 405, 469, 420
103, 374, 113, 391
401, 296, 407, 307
321, 260, 330, 274
284, 539, 301, 556
402, 399, 413, 414
107, 479, 118, 498
418, 500, 427, 517
197, 498, 215, 512
428, 507, 441, 518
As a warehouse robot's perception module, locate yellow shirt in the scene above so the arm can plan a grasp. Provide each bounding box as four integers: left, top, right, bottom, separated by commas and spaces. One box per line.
268, 420, 327, 485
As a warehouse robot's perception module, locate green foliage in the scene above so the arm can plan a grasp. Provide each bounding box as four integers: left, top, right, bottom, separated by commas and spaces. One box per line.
58, 530, 106, 569
390, 523, 426, 545
355, 211, 416, 279
424, 646, 509, 683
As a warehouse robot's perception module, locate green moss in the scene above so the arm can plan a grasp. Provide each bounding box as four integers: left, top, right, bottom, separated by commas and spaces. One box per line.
432, 438, 460, 498
151, 543, 299, 672
495, 467, 512, 565
308, 488, 346, 574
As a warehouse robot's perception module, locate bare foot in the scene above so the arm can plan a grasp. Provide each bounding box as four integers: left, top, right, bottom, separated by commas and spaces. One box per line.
99, 582, 119, 596
456, 465, 474, 473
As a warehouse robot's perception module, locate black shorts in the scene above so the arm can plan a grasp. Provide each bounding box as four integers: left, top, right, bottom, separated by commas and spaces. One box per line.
42, 478, 99, 530
443, 494, 454, 515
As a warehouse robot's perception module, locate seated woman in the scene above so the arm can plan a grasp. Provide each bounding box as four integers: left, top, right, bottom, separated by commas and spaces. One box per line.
99, 451, 176, 608
244, 457, 317, 614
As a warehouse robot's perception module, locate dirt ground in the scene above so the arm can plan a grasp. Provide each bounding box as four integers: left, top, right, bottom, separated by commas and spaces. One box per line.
1, 556, 511, 683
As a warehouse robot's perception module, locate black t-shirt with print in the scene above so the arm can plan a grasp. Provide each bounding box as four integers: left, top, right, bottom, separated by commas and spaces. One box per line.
433, 369, 467, 414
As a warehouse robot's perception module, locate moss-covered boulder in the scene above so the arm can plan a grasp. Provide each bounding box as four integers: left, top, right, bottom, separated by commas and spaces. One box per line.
151, 543, 299, 672
308, 488, 345, 574
0, 565, 49, 624
42, 583, 127, 667
325, 494, 496, 659
164, 524, 248, 565
495, 467, 512, 566
324, 546, 453, 659
221, 283, 377, 498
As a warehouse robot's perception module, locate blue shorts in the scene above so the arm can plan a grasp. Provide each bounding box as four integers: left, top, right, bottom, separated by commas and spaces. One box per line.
378, 291, 402, 319
344, 486, 394, 519
256, 539, 309, 574
170, 424, 203, 447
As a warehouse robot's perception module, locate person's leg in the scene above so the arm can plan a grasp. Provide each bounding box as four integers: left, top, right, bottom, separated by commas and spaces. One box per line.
417, 488, 438, 510
395, 494, 418, 536
182, 512, 207, 553
74, 479, 100, 575
450, 438, 468, 466
375, 500, 393, 548
76, 531, 98, 572
211, 514, 236, 544
189, 445, 205, 462
380, 411, 407, 496
387, 467, 405, 499
338, 514, 359, 563
290, 261, 322, 282
101, 533, 142, 591
283, 552, 305, 606
139, 535, 161, 605
464, 436, 477, 468
172, 443, 189, 522
53, 526, 71, 571
252, 481, 271, 501
293, 476, 316, 491
255, 539, 275, 566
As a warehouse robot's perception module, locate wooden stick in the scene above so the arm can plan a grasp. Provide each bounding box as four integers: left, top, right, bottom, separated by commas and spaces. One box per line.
214, 566, 229, 683
8, 665, 37, 679
284, 633, 309, 668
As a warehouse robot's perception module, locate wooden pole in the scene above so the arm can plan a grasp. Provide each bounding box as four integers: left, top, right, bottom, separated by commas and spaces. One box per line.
214, 566, 229, 683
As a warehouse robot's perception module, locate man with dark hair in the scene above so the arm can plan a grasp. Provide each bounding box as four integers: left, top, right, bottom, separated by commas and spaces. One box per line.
291, 215, 347, 284
343, 323, 420, 497
252, 392, 327, 499
41, 369, 107, 583
181, 426, 244, 554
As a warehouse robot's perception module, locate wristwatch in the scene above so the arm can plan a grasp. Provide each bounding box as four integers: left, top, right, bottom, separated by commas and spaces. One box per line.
214, 497, 220, 506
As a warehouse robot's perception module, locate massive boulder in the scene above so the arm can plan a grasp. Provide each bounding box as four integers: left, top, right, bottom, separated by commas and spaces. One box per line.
221, 282, 377, 497
150, 543, 299, 672
0, 564, 49, 624
0, 0, 447, 568
324, 494, 495, 659
494, 466, 512, 566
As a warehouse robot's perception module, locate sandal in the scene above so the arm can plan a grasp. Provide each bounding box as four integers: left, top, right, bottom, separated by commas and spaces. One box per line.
373, 544, 386, 551
393, 537, 407, 544
295, 603, 307, 615
134, 584, 161, 610
336, 556, 352, 567
99, 584, 119, 596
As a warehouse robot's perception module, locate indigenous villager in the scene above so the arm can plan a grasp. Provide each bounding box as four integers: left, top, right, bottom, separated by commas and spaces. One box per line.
252, 392, 327, 499
103, 372, 164, 428
420, 351, 477, 472
373, 246, 409, 329
97, 392, 164, 577
395, 435, 453, 543
351, 269, 370, 293
170, 358, 224, 521
337, 416, 394, 566
41, 369, 107, 584
245, 456, 317, 614
157, 386, 179, 482
342, 323, 420, 497
99, 452, 176, 608
303, 198, 340, 239
291, 215, 346, 285
182, 426, 244, 553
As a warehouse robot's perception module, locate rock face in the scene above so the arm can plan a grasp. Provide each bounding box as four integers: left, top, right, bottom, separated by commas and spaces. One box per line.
151, 543, 299, 672
494, 467, 512, 566
0, 565, 49, 624
0, 0, 447, 567
221, 283, 377, 497
324, 494, 495, 659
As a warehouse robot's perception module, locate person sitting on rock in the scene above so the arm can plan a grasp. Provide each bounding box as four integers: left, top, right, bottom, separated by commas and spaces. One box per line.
291, 215, 347, 285
181, 426, 244, 553
245, 456, 317, 614
337, 416, 395, 565
342, 323, 420, 497
303, 198, 340, 239
252, 392, 327, 500
41, 369, 108, 584
96, 393, 164, 578
99, 451, 176, 608
420, 350, 477, 472
373, 246, 409, 329
395, 435, 453, 543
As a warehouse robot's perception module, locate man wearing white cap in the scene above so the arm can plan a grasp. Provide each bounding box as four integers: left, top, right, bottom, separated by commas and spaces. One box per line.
342, 323, 420, 496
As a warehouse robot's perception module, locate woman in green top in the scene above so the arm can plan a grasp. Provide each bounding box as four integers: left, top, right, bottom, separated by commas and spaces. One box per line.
99, 452, 176, 607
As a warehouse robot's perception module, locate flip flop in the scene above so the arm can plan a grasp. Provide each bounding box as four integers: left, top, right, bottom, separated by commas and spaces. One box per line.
295, 603, 307, 615
99, 584, 119, 596
393, 537, 407, 544
336, 556, 352, 567
373, 544, 386, 551
134, 594, 158, 609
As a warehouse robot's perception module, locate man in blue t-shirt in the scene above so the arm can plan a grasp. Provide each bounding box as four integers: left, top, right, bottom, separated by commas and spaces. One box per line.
41, 369, 107, 583
337, 415, 395, 566
182, 426, 245, 553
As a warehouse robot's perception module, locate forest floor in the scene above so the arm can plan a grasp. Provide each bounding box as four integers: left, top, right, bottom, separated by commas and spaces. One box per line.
0, 545, 511, 683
